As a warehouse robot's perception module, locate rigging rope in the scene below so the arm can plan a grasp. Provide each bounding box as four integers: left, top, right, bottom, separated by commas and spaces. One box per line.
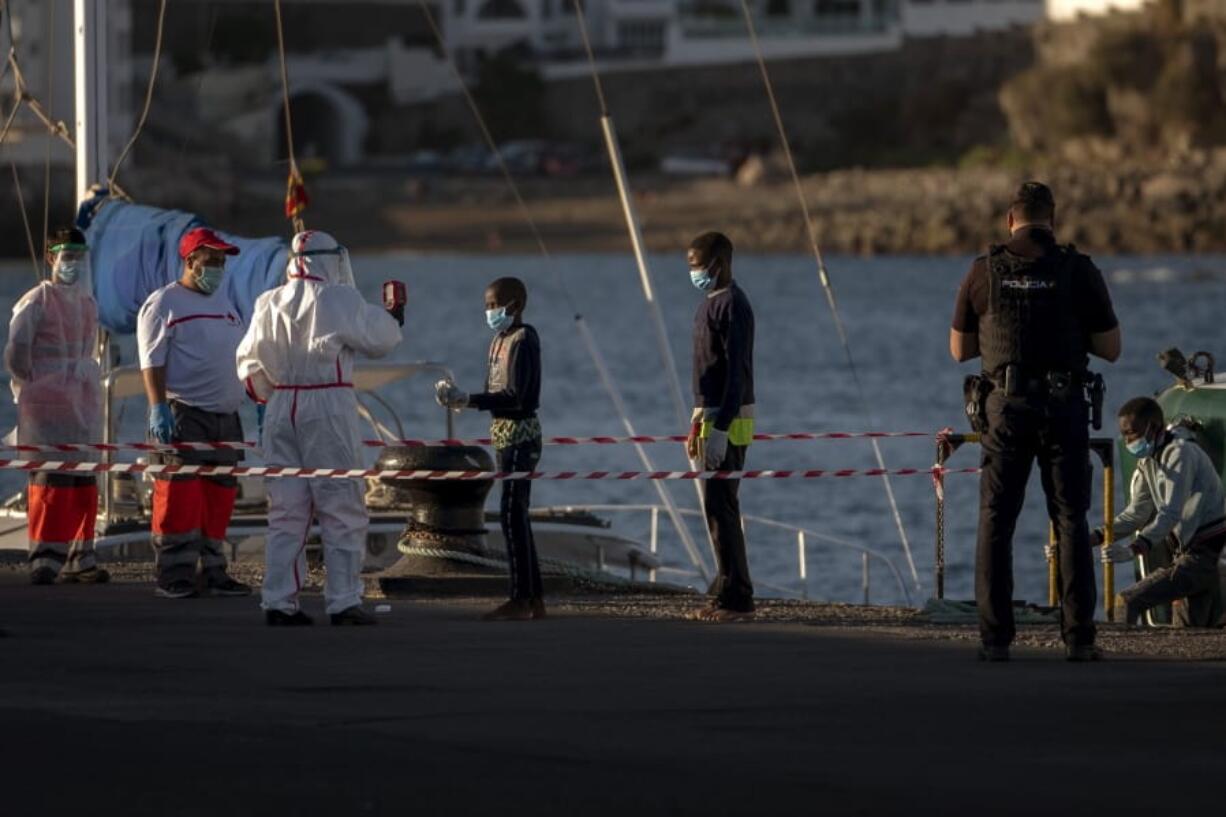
737, 0, 920, 592
109, 0, 166, 192
272, 0, 304, 233
9, 162, 40, 281
39, 0, 53, 269
413, 0, 713, 581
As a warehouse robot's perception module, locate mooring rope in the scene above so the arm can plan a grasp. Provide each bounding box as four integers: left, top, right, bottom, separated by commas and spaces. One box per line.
39, 0, 54, 269
736, 0, 920, 592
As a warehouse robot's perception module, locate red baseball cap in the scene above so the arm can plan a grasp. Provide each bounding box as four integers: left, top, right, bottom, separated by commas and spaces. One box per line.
179, 227, 239, 259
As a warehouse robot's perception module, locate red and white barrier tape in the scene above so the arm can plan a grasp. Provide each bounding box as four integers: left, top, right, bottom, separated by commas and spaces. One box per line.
0, 430, 931, 455
0, 459, 981, 480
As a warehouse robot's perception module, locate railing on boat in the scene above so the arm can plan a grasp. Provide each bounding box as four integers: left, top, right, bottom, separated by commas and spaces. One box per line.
98, 360, 459, 529
935, 433, 1118, 621
552, 503, 911, 605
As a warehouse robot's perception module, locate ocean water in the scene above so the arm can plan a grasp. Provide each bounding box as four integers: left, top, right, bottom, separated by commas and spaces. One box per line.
2, 252, 1223, 607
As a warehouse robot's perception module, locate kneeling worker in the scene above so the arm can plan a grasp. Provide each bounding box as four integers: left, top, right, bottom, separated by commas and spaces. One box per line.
236, 230, 402, 626
138, 227, 251, 599
1101, 397, 1225, 627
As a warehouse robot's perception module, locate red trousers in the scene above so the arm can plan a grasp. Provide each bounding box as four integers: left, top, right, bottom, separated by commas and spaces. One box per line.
151, 477, 237, 583
28, 474, 98, 574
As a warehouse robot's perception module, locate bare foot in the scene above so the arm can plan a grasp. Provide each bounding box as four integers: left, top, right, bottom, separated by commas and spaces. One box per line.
482, 599, 534, 621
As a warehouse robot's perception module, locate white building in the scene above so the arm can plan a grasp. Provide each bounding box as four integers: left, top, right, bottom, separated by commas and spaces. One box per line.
1044, 0, 1148, 19
441, 0, 1049, 74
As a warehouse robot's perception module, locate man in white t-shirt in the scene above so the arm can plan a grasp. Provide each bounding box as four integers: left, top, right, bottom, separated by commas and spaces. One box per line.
137, 227, 252, 600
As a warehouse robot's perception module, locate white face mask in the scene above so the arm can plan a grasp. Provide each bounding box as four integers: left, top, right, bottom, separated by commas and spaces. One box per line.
54, 261, 80, 285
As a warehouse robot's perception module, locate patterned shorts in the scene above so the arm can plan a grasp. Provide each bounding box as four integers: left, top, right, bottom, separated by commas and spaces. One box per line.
490, 416, 542, 450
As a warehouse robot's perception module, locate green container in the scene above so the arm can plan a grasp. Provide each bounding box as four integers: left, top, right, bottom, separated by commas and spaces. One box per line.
1118, 380, 1226, 624
1120, 381, 1226, 486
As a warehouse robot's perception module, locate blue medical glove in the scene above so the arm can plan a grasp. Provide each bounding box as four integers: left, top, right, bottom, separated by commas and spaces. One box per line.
256, 403, 266, 441
148, 402, 174, 444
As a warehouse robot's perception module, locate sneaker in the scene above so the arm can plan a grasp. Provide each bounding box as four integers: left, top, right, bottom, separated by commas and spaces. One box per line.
481, 599, 534, 621
58, 567, 110, 584
330, 606, 377, 626
530, 597, 547, 620
1065, 644, 1104, 662
155, 579, 198, 600
977, 645, 1010, 662
29, 566, 58, 586
206, 575, 252, 597
689, 606, 755, 622
265, 609, 314, 627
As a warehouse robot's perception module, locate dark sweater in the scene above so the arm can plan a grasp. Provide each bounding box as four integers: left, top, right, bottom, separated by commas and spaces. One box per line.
692, 282, 755, 432
468, 323, 541, 420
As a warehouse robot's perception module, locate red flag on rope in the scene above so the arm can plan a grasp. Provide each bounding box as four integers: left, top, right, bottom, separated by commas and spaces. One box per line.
284, 163, 309, 220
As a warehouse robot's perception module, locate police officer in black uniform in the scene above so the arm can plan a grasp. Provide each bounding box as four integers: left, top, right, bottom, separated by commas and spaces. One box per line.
950, 182, 1122, 662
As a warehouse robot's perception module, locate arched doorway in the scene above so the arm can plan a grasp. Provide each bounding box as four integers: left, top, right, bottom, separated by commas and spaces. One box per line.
273, 83, 369, 168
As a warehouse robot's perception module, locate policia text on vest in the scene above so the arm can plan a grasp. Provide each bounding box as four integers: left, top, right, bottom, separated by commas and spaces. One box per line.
949, 181, 1122, 661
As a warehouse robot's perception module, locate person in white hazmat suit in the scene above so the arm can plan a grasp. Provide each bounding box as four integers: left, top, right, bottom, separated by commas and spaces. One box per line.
236, 230, 403, 626
4, 228, 106, 584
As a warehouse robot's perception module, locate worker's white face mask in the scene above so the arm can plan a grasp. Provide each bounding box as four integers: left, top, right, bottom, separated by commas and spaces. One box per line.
54, 260, 81, 285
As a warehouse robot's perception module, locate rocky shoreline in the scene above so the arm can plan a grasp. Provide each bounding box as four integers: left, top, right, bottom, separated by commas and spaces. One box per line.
213, 155, 1226, 258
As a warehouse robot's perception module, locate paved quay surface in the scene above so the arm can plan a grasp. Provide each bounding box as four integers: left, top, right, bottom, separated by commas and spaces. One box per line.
2, 576, 1223, 817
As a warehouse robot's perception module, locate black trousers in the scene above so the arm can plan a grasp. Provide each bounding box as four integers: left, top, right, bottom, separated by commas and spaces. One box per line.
497, 440, 543, 601
703, 443, 754, 611
1124, 533, 1225, 628
976, 391, 1096, 647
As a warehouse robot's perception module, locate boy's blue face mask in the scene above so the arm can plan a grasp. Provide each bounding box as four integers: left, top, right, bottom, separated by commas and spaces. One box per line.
486, 306, 513, 332
689, 263, 717, 292
1126, 437, 1154, 458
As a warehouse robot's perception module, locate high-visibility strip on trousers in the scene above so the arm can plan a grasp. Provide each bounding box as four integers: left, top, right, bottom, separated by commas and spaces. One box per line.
151, 402, 244, 584
27, 473, 98, 575
151, 477, 238, 583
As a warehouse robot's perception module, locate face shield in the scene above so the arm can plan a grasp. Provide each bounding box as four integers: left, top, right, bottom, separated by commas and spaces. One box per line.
286, 231, 355, 288
49, 242, 92, 291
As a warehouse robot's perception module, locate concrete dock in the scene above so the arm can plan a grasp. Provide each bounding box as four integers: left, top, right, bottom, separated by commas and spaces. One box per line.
1, 575, 1223, 816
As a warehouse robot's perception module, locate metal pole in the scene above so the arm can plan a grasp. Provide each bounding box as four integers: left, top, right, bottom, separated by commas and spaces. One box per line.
862, 552, 870, 606
1047, 521, 1059, 607
934, 438, 946, 600
796, 530, 807, 600
649, 506, 659, 583
74, 0, 109, 202
598, 114, 719, 571
1103, 462, 1115, 622
598, 116, 687, 424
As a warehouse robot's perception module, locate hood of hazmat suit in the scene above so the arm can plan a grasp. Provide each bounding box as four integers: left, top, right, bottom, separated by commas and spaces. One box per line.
235, 231, 401, 614
4, 243, 102, 445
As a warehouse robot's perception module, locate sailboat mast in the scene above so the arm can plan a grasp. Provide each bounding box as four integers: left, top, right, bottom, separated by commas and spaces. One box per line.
73, 0, 109, 202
